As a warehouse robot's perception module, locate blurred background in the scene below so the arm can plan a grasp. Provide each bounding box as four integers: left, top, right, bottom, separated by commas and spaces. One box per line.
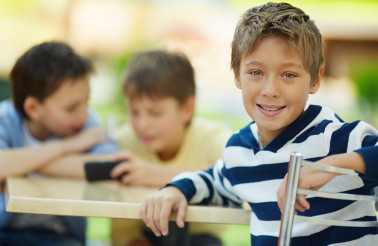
1, 0, 377, 245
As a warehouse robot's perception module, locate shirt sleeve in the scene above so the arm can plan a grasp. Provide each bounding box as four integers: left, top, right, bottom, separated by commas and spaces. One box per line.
84, 110, 119, 154
351, 121, 378, 181
167, 159, 243, 207
356, 145, 378, 180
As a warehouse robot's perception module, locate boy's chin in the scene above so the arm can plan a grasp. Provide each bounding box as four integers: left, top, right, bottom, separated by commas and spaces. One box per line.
144, 144, 158, 152
61, 130, 80, 137
144, 143, 163, 153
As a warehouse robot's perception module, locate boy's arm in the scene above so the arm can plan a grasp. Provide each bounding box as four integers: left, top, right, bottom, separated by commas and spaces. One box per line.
167, 159, 243, 207
36, 153, 113, 178
277, 149, 376, 212
37, 134, 119, 179
0, 126, 115, 182
140, 158, 243, 237
278, 120, 378, 212
110, 151, 209, 187
0, 141, 69, 183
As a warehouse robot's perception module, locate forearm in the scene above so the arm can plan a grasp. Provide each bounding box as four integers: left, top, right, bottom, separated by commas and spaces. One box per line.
0, 141, 67, 182
321, 152, 366, 174
38, 153, 113, 179
169, 162, 243, 206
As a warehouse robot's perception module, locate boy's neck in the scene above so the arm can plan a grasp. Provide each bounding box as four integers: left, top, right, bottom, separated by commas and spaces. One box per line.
25, 119, 52, 141
157, 148, 180, 161
259, 128, 286, 148
156, 130, 187, 161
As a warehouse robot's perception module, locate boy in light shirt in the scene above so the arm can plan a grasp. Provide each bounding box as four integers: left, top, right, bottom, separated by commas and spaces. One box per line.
111, 50, 232, 246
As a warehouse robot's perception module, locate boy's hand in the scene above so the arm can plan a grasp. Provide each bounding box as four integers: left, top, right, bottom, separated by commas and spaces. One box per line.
63, 127, 107, 153
277, 157, 339, 213
110, 151, 170, 187
140, 186, 187, 237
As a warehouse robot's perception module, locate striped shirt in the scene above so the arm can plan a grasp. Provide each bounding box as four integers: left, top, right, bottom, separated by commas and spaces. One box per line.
170, 105, 378, 246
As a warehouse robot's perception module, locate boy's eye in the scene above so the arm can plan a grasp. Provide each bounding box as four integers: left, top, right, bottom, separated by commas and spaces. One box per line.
130, 110, 139, 117
250, 70, 263, 76
283, 73, 296, 79
65, 105, 77, 112
150, 111, 162, 117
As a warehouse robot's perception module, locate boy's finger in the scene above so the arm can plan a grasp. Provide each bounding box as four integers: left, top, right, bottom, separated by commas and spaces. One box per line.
153, 197, 165, 236
276, 174, 288, 212
295, 203, 306, 212
176, 201, 187, 228
110, 162, 131, 178
111, 151, 133, 161
119, 174, 135, 185
146, 200, 161, 237
297, 195, 310, 210
159, 200, 172, 236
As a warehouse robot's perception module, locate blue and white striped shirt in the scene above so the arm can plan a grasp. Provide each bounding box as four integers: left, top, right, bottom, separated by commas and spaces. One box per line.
170, 105, 378, 246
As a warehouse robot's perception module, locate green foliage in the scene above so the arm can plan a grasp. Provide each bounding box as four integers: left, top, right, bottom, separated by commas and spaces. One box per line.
351, 60, 378, 106
87, 217, 111, 242
220, 224, 251, 246
90, 53, 134, 127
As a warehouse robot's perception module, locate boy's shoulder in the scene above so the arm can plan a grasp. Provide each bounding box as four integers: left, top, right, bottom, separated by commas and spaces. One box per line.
0, 99, 13, 113
189, 117, 233, 141
191, 117, 232, 132
0, 100, 24, 148
226, 122, 257, 149
0, 100, 21, 125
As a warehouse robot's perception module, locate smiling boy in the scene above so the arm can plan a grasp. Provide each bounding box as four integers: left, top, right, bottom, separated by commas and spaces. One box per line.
235, 35, 321, 147
140, 3, 378, 246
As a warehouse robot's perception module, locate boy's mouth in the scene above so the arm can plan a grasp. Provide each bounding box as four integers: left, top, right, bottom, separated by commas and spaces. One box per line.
257, 104, 286, 111
140, 135, 155, 143
72, 127, 82, 133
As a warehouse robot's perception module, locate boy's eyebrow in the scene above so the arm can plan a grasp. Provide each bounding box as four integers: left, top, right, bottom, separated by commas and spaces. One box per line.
244, 61, 263, 67
280, 62, 306, 70
244, 61, 305, 70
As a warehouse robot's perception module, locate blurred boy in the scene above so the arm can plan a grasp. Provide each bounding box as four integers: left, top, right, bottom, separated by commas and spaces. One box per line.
0, 41, 118, 246
111, 50, 232, 246
140, 3, 378, 246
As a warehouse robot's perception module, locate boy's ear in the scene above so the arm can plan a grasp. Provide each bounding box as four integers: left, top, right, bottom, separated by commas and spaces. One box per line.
24, 96, 42, 121
234, 75, 242, 89
181, 96, 195, 123
309, 65, 324, 94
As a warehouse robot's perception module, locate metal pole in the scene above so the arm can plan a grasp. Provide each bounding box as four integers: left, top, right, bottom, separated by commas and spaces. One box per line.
278, 152, 303, 246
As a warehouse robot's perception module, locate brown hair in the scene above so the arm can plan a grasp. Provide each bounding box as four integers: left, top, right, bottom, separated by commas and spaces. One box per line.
10, 41, 92, 119
231, 2, 324, 83
123, 50, 195, 104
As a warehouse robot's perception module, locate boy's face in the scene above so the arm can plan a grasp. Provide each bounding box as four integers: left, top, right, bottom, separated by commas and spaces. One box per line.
29, 76, 90, 139
127, 95, 193, 158
235, 36, 320, 146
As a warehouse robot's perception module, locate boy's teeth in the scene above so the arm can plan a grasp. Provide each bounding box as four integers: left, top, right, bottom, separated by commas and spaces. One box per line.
261, 105, 282, 111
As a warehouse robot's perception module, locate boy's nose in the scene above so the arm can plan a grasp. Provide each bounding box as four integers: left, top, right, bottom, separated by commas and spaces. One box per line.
261, 77, 280, 98
136, 115, 151, 130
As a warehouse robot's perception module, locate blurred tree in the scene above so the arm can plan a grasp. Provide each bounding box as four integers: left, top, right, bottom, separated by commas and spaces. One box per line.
351, 60, 378, 126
